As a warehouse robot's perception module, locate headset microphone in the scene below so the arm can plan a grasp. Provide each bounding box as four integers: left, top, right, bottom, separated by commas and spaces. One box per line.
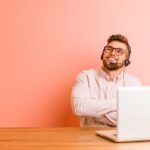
109, 59, 130, 67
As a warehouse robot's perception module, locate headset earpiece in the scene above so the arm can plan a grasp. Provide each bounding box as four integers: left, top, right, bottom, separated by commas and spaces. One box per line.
101, 48, 105, 60
101, 52, 104, 60
124, 59, 130, 66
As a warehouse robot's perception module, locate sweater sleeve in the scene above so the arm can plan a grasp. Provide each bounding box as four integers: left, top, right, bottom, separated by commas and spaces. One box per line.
71, 71, 117, 119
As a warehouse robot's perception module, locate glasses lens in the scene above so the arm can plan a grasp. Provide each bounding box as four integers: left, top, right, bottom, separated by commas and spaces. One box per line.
115, 49, 124, 56
105, 46, 112, 52
104, 46, 125, 56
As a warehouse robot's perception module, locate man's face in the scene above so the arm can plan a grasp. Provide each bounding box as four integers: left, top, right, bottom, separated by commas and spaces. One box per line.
102, 41, 129, 70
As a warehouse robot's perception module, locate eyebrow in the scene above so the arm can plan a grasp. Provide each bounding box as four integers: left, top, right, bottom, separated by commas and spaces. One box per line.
107, 46, 124, 49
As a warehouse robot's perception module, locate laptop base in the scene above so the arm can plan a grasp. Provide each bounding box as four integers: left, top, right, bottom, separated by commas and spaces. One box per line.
96, 130, 150, 143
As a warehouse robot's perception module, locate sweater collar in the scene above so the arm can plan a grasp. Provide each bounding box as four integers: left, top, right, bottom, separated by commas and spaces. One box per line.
98, 67, 124, 81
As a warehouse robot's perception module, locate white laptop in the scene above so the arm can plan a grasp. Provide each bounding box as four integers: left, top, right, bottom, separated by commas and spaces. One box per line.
96, 87, 150, 142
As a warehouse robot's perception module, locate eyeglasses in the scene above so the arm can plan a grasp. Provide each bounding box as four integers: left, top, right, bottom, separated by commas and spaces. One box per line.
104, 46, 127, 56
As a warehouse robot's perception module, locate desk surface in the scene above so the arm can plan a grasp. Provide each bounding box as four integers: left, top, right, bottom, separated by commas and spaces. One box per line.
0, 127, 150, 150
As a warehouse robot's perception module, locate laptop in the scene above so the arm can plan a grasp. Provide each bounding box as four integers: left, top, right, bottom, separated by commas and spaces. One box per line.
96, 87, 150, 142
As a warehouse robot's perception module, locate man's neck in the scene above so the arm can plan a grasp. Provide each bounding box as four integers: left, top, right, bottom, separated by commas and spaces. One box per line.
102, 66, 124, 81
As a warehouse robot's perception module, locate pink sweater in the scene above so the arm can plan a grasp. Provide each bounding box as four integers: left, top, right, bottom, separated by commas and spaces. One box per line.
71, 69, 141, 127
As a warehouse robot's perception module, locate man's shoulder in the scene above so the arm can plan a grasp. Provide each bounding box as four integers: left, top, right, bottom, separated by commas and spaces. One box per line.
76, 69, 98, 80
125, 73, 139, 80
82, 69, 97, 74
125, 73, 142, 86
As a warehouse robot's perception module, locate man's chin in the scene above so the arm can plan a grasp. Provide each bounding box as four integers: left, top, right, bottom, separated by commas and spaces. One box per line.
103, 62, 124, 71
105, 65, 119, 70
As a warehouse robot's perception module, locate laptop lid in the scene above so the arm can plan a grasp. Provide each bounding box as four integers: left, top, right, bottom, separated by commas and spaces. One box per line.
117, 87, 150, 141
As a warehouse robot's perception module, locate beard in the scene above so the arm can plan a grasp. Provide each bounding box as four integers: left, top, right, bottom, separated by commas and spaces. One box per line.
103, 59, 124, 70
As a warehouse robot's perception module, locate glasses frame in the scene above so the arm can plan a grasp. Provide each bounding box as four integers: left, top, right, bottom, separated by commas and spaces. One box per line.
104, 46, 127, 56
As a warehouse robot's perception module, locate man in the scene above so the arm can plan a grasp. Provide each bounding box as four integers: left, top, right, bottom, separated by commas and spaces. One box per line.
71, 34, 141, 127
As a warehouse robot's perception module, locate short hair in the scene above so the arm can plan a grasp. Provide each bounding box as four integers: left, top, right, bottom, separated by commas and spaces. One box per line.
107, 34, 131, 56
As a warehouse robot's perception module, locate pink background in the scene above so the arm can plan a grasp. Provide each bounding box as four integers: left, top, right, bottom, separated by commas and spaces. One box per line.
0, 0, 150, 127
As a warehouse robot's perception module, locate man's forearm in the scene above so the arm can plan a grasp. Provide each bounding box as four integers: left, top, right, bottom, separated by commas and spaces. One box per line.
71, 97, 117, 118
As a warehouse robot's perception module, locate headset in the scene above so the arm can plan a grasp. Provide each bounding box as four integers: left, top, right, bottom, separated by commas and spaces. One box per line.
101, 48, 131, 66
